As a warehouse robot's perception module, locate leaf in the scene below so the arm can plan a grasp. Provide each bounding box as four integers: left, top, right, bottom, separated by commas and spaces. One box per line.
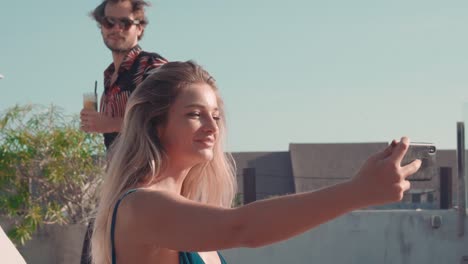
0, 104, 106, 244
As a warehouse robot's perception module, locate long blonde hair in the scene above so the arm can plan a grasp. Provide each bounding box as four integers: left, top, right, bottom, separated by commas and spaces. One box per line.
91, 61, 237, 264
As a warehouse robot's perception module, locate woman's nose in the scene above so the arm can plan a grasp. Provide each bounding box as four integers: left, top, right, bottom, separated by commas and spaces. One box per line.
203, 116, 219, 133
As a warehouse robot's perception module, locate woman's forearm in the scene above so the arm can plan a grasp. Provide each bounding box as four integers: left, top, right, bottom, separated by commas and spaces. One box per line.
233, 180, 366, 248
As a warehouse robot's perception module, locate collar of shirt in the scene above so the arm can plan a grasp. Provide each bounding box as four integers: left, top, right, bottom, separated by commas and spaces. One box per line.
103, 45, 142, 82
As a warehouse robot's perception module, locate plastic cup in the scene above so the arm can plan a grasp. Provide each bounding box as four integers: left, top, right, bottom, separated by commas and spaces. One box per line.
83, 93, 97, 111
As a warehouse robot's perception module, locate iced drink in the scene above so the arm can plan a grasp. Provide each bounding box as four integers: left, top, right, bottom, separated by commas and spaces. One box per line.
83, 93, 97, 111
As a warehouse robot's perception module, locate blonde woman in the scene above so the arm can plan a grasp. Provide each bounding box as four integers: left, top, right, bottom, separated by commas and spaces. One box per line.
91, 61, 421, 264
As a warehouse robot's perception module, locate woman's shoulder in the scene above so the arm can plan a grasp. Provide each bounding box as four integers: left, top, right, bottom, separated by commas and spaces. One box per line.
117, 188, 185, 217
113, 188, 183, 248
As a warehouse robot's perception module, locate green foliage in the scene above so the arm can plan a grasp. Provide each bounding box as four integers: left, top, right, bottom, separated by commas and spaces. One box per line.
232, 193, 243, 207
0, 104, 106, 245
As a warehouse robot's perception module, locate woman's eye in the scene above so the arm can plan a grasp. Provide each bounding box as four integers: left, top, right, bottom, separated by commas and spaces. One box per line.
213, 116, 221, 121
187, 112, 201, 118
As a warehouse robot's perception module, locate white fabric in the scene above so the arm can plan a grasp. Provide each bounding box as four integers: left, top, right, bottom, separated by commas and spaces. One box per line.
0, 226, 27, 264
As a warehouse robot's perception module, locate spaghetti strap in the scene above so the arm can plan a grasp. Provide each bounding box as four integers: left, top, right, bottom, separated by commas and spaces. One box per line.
111, 189, 138, 264
109, 188, 228, 264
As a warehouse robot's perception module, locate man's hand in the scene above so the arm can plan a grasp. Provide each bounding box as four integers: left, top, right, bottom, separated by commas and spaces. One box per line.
80, 109, 122, 133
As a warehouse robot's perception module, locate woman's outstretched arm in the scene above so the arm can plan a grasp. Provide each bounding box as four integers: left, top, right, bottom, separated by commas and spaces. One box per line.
116, 137, 420, 252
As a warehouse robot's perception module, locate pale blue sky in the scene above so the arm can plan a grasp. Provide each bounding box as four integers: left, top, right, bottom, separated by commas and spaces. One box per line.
1, 1, 467, 151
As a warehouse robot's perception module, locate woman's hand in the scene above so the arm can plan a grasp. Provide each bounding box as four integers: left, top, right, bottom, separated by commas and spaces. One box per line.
350, 137, 421, 207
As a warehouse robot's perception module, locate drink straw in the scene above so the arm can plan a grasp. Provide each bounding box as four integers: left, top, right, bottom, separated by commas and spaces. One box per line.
94, 80, 98, 111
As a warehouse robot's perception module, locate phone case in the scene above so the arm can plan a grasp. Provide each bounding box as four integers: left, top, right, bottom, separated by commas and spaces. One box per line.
401, 143, 437, 181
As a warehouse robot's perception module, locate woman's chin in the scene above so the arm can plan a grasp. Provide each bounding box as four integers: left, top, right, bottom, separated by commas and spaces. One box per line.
193, 149, 214, 163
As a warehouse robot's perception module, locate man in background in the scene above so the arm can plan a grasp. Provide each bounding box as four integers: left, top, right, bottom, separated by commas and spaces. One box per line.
80, 0, 167, 149
80, 1, 167, 263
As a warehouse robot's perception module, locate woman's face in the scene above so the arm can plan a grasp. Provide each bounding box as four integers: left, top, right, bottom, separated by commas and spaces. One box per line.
158, 83, 220, 167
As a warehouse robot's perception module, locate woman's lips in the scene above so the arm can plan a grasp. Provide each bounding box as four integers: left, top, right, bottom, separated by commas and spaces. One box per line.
195, 137, 215, 147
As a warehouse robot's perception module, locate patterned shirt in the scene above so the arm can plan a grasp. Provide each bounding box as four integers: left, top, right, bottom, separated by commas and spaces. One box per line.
100, 45, 167, 149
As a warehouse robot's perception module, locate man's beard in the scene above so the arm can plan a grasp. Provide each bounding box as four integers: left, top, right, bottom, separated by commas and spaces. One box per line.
103, 37, 132, 54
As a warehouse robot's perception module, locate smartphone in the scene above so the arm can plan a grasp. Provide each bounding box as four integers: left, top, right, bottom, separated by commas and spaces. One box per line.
400, 142, 437, 181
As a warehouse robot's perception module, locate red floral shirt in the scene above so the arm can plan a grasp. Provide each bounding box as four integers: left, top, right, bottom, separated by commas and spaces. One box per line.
100, 45, 167, 149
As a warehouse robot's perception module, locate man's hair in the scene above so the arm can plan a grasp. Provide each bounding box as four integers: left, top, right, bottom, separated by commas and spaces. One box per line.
90, 0, 151, 40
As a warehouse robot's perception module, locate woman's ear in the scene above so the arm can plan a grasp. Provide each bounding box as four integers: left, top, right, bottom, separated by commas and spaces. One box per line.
156, 124, 164, 141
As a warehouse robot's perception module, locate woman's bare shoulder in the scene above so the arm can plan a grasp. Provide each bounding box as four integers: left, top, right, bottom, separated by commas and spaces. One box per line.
118, 188, 182, 214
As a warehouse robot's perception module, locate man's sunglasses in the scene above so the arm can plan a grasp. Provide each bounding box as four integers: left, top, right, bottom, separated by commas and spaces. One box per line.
100, 16, 141, 30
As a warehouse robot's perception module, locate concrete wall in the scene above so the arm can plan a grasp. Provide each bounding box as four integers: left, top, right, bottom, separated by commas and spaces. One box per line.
6, 210, 467, 264
290, 142, 388, 192
231, 146, 458, 209
16, 224, 87, 264
232, 152, 295, 200
221, 210, 468, 264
